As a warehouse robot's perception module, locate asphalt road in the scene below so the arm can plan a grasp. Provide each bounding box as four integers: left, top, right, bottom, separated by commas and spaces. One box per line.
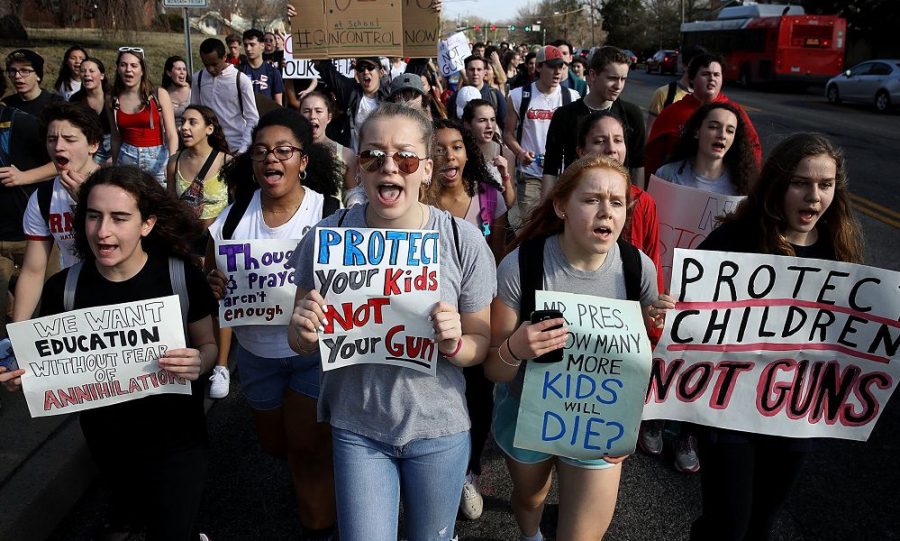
48, 76, 900, 541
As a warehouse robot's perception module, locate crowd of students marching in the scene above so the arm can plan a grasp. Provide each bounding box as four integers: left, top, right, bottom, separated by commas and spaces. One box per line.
0, 4, 866, 540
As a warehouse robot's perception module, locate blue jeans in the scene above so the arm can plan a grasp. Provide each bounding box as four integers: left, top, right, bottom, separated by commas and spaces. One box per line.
331, 427, 470, 541
117, 141, 168, 186
235, 343, 321, 409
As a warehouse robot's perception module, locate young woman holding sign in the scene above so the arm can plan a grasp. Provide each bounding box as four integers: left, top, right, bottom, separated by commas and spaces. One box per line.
3, 166, 218, 540
688, 133, 863, 541
653, 102, 757, 196
484, 154, 674, 541
288, 103, 496, 540
205, 108, 342, 540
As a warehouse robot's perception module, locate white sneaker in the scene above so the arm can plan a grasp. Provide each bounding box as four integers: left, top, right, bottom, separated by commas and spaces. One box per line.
208, 366, 230, 399
459, 471, 483, 520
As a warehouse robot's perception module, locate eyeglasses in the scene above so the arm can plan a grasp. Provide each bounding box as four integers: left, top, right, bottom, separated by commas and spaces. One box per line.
249, 145, 304, 162
118, 47, 145, 56
6, 68, 35, 77
354, 64, 378, 73
357, 150, 424, 175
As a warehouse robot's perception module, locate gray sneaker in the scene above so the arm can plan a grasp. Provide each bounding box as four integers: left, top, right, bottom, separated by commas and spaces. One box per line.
674, 434, 700, 473
638, 420, 664, 455
459, 472, 484, 520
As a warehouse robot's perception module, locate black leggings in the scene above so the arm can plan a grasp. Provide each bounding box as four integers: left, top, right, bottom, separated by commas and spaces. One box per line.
690, 433, 808, 541
464, 363, 494, 476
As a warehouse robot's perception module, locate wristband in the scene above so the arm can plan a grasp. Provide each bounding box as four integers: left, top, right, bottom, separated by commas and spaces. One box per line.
444, 338, 463, 358
501, 173, 511, 182
497, 343, 521, 368
505, 337, 525, 362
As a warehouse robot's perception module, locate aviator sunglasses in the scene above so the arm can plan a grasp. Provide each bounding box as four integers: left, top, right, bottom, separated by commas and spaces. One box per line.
356, 150, 424, 175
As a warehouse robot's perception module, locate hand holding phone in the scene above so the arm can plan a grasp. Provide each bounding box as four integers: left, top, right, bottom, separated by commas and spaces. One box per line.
530, 309, 565, 363
0, 338, 18, 371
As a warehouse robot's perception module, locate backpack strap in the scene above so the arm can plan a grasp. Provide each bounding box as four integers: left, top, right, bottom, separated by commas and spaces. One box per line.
63, 262, 83, 312
336, 207, 350, 226
196, 70, 204, 105
478, 186, 498, 237
516, 83, 533, 143
448, 214, 462, 264
221, 191, 254, 240
193, 149, 220, 184
236, 71, 245, 118
168, 257, 190, 335
517, 235, 547, 324
617, 238, 643, 302
37, 181, 53, 226
321, 195, 341, 219
664, 81, 678, 108
562, 86, 573, 106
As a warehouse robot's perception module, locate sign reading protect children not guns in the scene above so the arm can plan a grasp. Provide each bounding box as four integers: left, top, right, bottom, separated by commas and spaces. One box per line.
313, 227, 441, 375
7, 296, 189, 418
643, 249, 900, 441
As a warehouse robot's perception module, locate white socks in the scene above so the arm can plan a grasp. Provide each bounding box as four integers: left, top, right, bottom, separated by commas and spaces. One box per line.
519, 530, 543, 541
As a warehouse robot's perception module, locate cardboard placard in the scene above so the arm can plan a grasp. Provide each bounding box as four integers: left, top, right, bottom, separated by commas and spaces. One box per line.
643, 249, 900, 441
8, 296, 190, 418
215, 239, 300, 327
513, 291, 652, 459
313, 227, 441, 375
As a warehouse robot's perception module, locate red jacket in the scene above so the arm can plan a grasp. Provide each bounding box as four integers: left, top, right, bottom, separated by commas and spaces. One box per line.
623, 185, 663, 346
644, 93, 762, 181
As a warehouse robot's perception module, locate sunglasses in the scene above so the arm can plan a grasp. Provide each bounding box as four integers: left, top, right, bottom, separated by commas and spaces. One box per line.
118, 47, 145, 56
357, 150, 424, 175
354, 64, 378, 73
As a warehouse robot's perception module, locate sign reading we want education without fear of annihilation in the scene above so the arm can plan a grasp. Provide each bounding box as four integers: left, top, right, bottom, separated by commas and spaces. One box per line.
643, 249, 900, 441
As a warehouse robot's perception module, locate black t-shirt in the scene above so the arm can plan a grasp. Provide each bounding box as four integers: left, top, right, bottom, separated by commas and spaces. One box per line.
40, 253, 218, 454
542, 98, 646, 175
69, 89, 112, 135
0, 106, 51, 241
1, 88, 65, 117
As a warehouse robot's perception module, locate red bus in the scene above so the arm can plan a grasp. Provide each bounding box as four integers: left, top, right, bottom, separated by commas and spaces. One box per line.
681, 4, 846, 85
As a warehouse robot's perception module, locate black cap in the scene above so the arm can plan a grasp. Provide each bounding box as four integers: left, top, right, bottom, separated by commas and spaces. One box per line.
356, 57, 381, 70
6, 49, 44, 80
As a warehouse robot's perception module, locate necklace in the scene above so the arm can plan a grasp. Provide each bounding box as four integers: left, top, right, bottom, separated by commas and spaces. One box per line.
261, 189, 304, 217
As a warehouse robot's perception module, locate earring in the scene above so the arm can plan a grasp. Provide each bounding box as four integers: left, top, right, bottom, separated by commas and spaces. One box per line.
299, 170, 307, 181
560, 213, 566, 219
423, 176, 431, 187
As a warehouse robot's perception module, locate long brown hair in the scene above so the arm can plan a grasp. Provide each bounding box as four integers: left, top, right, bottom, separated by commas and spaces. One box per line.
112, 50, 154, 106
511, 154, 632, 249
723, 133, 863, 263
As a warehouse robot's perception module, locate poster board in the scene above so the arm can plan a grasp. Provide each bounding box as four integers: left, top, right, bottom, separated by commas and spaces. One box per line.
643, 249, 900, 441
8, 296, 190, 418
437, 32, 471, 77
513, 291, 652, 459
215, 239, 299, 327
313, 227, 441, 375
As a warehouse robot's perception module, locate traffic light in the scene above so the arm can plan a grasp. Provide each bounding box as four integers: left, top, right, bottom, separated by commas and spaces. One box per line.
490, 24, 497, 31
509, 25, 516, 31
474, 25, 481, 31
524, 25, 531, 32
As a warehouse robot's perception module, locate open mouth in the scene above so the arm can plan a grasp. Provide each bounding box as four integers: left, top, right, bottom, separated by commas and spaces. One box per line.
440, 166, 459, 181
798, 209, 818, 224
593, 225, 613, 240
376, 182, 403, 205
712, 142, 726, 151
54, 156, 70, 169
262, 168, 284, 184
96, 243, 117, 256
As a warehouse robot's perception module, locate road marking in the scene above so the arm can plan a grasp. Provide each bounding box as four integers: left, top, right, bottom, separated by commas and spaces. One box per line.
850, 193, 900, 229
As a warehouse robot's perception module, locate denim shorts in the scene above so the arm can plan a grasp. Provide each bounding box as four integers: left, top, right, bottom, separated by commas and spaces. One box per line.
235, 343, 321, 410
492, 383, 615, 470
117, 142, 168, 186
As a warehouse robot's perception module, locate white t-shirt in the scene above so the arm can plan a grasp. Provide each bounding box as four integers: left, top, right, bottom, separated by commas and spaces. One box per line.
655, 159, 738, 196
23, 177, 80, 268
509, 82, 580, 177
208, 188, 325, 358
351, 95, 379, 152
58, 80, 82, 101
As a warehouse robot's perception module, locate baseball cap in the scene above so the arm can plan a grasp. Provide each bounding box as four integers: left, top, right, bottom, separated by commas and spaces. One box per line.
455, 86, 482, 118
536, 45, 565, 67
6, 49, 44, 80
355, 57, 381, 70
389, 73, 425, 98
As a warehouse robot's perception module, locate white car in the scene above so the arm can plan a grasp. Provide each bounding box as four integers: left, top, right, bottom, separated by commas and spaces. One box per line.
826, 59, 900, 113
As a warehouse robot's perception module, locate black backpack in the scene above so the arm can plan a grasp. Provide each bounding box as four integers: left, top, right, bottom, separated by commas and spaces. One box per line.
515, 82, 574, 143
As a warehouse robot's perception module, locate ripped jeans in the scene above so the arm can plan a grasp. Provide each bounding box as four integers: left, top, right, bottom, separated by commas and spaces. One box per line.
331, 427, 469, 541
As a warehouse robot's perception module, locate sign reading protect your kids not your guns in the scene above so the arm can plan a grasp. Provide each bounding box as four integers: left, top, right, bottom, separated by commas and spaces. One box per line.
7, 295, 189, 418
514, 291, 653, 459
215, 239, 299, 327
643, 249, 900, 441
314, 227, 441, 375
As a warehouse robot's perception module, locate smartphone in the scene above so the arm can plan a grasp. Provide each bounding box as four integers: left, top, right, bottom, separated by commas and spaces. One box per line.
530, 309, 565, 363
0, 338, 17, 371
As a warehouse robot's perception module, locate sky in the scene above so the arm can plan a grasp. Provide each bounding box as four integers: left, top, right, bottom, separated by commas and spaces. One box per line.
443, 0, 535, 26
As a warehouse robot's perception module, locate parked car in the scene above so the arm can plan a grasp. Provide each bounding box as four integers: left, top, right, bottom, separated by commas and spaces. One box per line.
646, 49, 678, 74
826, 59, 900, 113
622, 49, 639, 65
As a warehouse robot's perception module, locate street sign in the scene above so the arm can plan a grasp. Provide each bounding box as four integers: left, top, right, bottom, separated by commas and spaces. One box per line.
163, 0, 208, 6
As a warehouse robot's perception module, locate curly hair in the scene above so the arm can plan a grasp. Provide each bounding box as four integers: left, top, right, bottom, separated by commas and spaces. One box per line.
183, 105, 230, 154
722, 133, 863, 263
430, 119, 501, 202
664, 102, 758, 195
224, 108, 342, 202
73, 166, 203, 265
512, 154, 632, 249
39, 101, 103, 146
53, 45, 89, 94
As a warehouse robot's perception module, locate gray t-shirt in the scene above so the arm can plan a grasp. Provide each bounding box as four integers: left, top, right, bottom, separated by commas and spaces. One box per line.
497, 235, 659, 396
655, 159, 737, 195
291, 204, 497, 445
